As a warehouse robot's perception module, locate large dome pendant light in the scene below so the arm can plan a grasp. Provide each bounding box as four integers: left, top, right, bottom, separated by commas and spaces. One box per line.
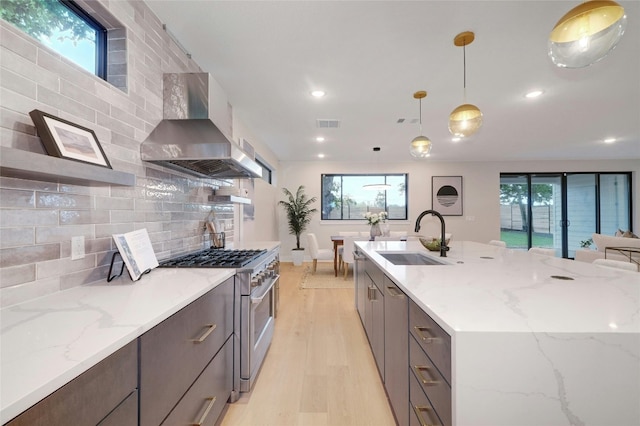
448, 31, 482, 139
549, 1, 627, 68
409, 91, 432, 158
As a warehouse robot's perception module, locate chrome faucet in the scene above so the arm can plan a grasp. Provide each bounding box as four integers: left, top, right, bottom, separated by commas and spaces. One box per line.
414, 209, 449, 257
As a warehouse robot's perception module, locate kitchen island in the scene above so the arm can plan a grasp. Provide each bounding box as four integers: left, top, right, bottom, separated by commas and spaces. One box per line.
0, 241, 280, 424
356, 239, 639, 426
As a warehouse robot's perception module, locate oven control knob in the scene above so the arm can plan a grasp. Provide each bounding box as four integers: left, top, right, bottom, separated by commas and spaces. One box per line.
251, 277, 260, 287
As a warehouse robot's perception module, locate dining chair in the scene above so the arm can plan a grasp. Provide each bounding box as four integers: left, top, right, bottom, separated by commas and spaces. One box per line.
389, 231, 407, 238
528, 247, 556, 256
341, 237, 356, 279
488, 240, 507, 247
337, 232, 361, 269
338, 231, 360, 237
306, 233, 334, 273
593, 258, 637, 272
341, 236, 369, 278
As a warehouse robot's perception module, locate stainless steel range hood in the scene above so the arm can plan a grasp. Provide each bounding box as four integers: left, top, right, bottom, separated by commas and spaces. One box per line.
141, 73, 261, 179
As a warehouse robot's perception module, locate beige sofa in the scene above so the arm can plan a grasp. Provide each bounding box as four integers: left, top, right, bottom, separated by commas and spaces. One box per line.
575, 233, 640, 267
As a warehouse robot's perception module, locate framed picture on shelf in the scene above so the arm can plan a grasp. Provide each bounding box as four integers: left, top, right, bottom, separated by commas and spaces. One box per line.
432, 176, 463, 216
29, 109, 111, 168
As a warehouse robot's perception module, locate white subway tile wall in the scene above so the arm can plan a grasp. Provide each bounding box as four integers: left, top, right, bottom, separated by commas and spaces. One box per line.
0, 1, 235, 307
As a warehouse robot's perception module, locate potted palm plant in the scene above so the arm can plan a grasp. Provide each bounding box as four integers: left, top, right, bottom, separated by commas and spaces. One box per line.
278, 185, 317, 266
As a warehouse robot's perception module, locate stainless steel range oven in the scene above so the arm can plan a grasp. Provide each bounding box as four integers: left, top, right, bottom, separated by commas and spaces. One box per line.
158, 246, 279, 402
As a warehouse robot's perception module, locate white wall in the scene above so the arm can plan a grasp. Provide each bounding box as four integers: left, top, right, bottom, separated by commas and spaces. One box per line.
233, 115, 280, 243
276, 159, 639, 261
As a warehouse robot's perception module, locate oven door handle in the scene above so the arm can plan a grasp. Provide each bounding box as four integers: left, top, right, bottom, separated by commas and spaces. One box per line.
251, 275, 279, 305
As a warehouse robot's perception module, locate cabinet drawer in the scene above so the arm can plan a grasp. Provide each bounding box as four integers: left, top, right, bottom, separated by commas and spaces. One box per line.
365, 258, 384, 289
409, 369, 443, 426
140, 277, 234, 426
7, 340, 137, 426
410, 336, 451, 426
97, 390, 138, 426
409, 300, 451, 385
162, 337, 233, 426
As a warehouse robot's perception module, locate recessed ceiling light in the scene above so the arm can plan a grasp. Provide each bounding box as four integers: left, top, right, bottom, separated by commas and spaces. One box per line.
452, 137, 461, 142
604, 137, 616, 144
525, 90, 544, 98
311, 90, 326, 98
318, 153, 325, 158
316, 136, 325, 142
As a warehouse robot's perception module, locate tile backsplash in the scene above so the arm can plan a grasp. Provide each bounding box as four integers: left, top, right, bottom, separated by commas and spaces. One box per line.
0, 1, 237, 307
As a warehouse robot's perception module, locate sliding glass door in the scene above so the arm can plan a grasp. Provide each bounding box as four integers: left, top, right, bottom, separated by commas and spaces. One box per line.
566, 174, 596, 258
501, 172, 632, 258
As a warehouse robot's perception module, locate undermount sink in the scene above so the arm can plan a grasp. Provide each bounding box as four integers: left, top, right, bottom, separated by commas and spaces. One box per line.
377, 251, 449, 266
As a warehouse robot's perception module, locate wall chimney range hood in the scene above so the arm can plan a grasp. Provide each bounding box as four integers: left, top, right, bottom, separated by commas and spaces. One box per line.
141, 73, 262, 179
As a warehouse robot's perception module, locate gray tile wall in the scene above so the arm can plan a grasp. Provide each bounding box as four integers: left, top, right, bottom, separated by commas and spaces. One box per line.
0, 1, 236, 307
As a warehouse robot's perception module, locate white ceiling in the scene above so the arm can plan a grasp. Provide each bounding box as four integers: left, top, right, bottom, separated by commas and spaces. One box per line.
145, 1, 640, 163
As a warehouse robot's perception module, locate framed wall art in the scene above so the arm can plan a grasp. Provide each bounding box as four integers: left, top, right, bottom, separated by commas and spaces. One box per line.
29, 109, 111, 168
432, 176, 463, 216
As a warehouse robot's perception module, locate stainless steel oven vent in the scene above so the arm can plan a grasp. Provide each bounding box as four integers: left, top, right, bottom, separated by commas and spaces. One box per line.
141, 73, 261, 179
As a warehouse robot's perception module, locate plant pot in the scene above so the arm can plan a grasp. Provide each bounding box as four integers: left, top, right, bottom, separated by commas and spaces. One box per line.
291, 249, 305, 266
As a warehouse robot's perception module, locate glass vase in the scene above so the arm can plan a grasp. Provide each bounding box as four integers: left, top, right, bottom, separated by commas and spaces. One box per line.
370, 223, 382, 240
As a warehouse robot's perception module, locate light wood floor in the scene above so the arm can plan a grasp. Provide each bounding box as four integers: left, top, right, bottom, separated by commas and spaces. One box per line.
221, 262, 396, 426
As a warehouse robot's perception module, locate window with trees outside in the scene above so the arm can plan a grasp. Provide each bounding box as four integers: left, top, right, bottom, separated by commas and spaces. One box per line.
500, 172, 632, 258
321, 174, 408, 220
1, 0, 107, 78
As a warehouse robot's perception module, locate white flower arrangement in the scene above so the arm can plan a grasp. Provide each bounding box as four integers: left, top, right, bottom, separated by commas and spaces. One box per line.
365, 211, 387, 225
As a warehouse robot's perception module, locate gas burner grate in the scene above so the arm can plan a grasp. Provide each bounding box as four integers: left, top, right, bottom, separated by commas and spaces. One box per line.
158, 249, 267, 268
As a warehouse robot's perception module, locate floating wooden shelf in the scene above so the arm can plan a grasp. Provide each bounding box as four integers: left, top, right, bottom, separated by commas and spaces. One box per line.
0, 147, 136, 187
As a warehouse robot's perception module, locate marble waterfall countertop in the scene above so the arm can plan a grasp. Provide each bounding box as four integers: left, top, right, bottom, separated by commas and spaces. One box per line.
357, 240, 640, 426
0, 241, 280, 423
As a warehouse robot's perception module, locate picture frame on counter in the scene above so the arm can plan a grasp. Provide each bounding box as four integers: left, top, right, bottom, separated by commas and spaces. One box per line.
29, 109, 112, 168
432, 175, 463, 216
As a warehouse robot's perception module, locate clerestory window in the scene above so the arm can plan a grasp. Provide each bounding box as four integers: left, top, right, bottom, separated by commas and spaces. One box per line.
1, 0, 106, 77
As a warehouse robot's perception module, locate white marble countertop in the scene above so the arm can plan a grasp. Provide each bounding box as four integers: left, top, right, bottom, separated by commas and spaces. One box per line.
0, 268, 234, 422
0, 240, 281, 423
357, 240, 640, 425
358, 240, 640, 335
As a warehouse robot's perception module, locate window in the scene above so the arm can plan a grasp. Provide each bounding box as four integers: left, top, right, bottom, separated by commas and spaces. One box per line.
255, 156, 273, 185
2, 0, 108, 79
500, 172, 632, 258
321, 174, 408, 220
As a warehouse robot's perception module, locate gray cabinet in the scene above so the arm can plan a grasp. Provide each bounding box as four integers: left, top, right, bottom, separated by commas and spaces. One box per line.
161, 338, 233, 425
6, 340, 137, 426
139, 277, 234, 426
364, 261, 385, 378
355, 247, 367, 326
409, 299, 452, 426
384, 277, 409, 426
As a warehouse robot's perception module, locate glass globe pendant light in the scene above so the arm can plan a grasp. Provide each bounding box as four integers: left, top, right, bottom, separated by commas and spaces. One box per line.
549, 1, 627, 68
448, 31, 482, 138
410, 91, 432, 158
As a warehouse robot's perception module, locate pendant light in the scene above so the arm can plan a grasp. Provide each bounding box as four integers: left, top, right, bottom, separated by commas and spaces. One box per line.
549, 1, 627, 68
448, 31, 482, 138
363, 147, 391, 190
409, 91, 432, 158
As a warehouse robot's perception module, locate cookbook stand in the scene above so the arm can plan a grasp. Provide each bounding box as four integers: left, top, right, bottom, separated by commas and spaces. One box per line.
107, 251, 151, 282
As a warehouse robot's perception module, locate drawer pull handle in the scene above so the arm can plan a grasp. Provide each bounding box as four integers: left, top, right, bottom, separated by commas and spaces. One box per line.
386, 286, 404, 298
414, 325, 440, 343
191, 324, 216, 343
413, 365, 439, 386
190, 396, 216, 425
412, 404, 438, 426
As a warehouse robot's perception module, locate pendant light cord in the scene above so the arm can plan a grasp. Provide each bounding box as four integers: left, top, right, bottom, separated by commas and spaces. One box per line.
419, 98, 423, 134
463, 43, 467, 102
